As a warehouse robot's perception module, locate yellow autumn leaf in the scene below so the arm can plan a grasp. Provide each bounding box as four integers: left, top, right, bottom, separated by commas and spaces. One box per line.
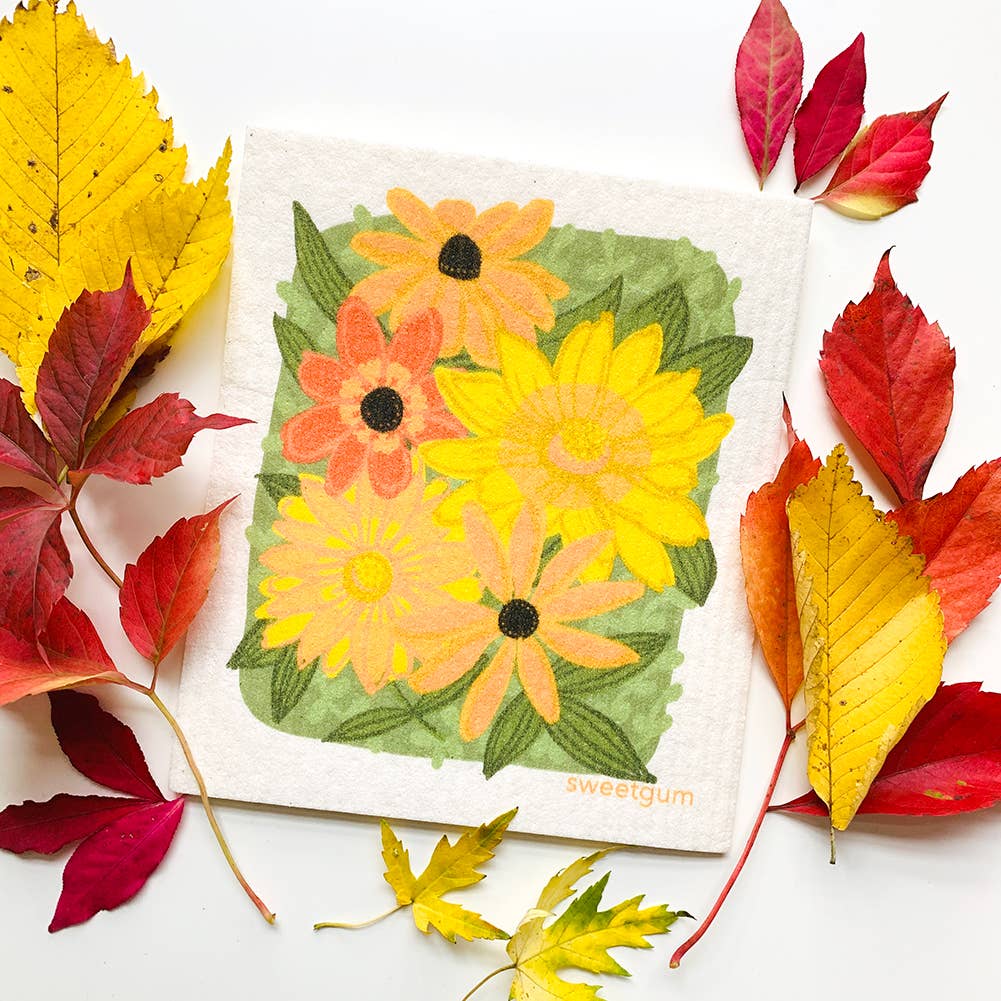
17, 141, 234, 405
314, 808, 516, 943
463, 849, 687, 1001
788, 445, 946, 833
0, 0, 186, 360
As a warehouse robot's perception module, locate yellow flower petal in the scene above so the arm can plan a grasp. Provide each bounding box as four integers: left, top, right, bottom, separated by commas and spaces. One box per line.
608, 323, 663, 397
263, 613, 313, 648
497, 331, 553, 405
554, 313, 614, 388
435, 368, 513, 436
421, 436, 501, 480
613, 517, 676, 591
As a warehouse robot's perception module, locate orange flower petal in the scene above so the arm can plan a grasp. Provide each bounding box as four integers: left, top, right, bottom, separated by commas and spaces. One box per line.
388, 273, 444, 330
388, 308, 443, 373
433, 199, 477, 233
503, 259, 570, 304
324, 435, 368, 494
350, 231, 434, 267
463, 503, 513, 601
534, 531, 616, 603
517, 638, 559, 724
298, 352, 349, 402
281, 405, 346, 463
509, 503, 544, 599
350, 616, 397, 694
481, 262, 559, 327
462, 290, 501, 367
368, 444, 412, 499
409, 629, 493, 693
459, 639, 516, 740
435, 279, 464, 356
537, 580, 644, 622
387, 188, 447, 243
538, 621, 640, 669
351, 265, 429, 316
469, 201, 519, 242
336, 297, 388, 366
479, 199, 554, 258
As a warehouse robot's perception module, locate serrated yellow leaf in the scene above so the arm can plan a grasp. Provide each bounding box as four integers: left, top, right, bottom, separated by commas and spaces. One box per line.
503, 852, 684, 1001
0, 0, 186, 361
15, 141, 233, 407
380, 808, 515, 943
788, 444, 946, 831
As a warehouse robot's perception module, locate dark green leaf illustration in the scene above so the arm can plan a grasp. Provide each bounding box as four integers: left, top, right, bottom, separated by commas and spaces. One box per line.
273, 312, 319, 374
547, 699, 656, 783
292, 201, 353, 322
483, 693, 545, 779
256, 472, 302, 506
227, 619, 269, 670
667, 538, 717, 606
673, 336, 753, 405
271, 653, 316, 723
326, 706, 414, 743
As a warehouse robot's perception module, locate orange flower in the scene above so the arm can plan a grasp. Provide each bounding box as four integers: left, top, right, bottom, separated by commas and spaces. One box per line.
281, 297, 464, 499
402, 503, 644, 740
349, 189, 569, 368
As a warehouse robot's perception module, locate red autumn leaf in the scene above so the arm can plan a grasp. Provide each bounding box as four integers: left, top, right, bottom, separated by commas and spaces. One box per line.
774, 683, 1001, 817
815, 95, 947, 219
0, 487, 71, 639
49, 796, 185, 932
119, 499, 233, 667
820, 250, 955, 503
740, 428, 821, 709
887, 460, 1001, 641
49, 690, 163, 801
0, 378, 60, 489
735, 0, 804, 187
0, 599, 120, 706
80, 392, 251, 485
793, 33, 866, 190
0, 794, 148, 855
35, 263, 151, 469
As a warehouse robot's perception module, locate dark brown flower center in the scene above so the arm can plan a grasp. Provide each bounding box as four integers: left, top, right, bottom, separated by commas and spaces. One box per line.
360, 386, 404, 433
498, 598, 539, 639
437, 233, 482, 281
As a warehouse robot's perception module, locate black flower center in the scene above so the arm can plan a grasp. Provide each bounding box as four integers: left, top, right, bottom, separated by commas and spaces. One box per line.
497, 598, 539, 639
360, 386, 404, 433
437, 233, 482, 281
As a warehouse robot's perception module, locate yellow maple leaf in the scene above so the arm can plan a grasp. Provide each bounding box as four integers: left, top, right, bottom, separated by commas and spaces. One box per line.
315, 808, 516, 943
464, 849, 687, 1001
788, 445, 946, 834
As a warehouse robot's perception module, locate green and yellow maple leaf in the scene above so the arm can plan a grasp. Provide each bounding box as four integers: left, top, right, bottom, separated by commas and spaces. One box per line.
316, 808, 516, 943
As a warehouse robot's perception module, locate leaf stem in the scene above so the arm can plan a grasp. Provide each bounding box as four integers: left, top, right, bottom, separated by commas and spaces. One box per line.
114, 677, 275, 924
669, 722, 802, 969
314, 903, 405, 931
67, 492, 123, 589
458, 964, 516, 1001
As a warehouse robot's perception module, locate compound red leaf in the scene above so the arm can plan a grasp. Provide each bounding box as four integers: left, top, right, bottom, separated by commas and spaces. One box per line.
775, 683, 1001, 817
0, 487, 71, 639
887, 460, 1001, 640
816, 95, 947, 219
793, 33, 866, 189
735, 0, 804, 187
120, 499, 233, 667
0, 794, 147, 855
35, 264, 151, 469
49, 796, 185, 932
81, 392, 251, 485
0, 378, 60, 488
820, 250, 955, 503
49, 690, 163, 801
740, 433, 821, 709
0, 599, 120, 706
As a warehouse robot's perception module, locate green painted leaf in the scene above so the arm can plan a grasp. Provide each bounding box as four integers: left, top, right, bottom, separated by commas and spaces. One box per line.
273, 312, 319, 374
667, 538, 717, 606
672, 336, 753, 405
326, 706, 414, 742
618, 281, 689, 363
257, 472, 302, 506
547, 699, 656, 782
541, 276, 624, 358
556, 631, 671, 695
227, 620, 268, 670
271, 652, 315, 723
483, 693, 544, 779
292, 201, 353, 322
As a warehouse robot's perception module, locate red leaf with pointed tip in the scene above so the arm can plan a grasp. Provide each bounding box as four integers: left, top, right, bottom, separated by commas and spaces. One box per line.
49, 690, 163, 801
735, 0, 803, 187
81, 392, 251, 484
820, 250, 955, 503
816, 95, 947, 219
740, 432, 821, 709
793, 33, 866, 189
35, 263, 151, 469
0, 487, 71, 639
120, 500, 233, 667
0, 794, 147, 855
49, 797, 185, 932
774, 683, 1001, 817
0, 599, 120, 706
0, 379, 60, 488
887, 460, 1001, 641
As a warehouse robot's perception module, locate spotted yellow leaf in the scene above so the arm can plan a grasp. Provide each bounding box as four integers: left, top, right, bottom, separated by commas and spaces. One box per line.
788, 445, 946, 832
499, 850, 687, 1001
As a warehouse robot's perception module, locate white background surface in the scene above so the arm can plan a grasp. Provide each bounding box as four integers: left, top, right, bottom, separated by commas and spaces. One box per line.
0, 1, 998, 998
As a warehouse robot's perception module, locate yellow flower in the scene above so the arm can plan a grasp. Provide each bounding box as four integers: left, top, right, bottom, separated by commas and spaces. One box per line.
420, 314, 734, 590
349, 189, 569, 368
256, 473, 477, 694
